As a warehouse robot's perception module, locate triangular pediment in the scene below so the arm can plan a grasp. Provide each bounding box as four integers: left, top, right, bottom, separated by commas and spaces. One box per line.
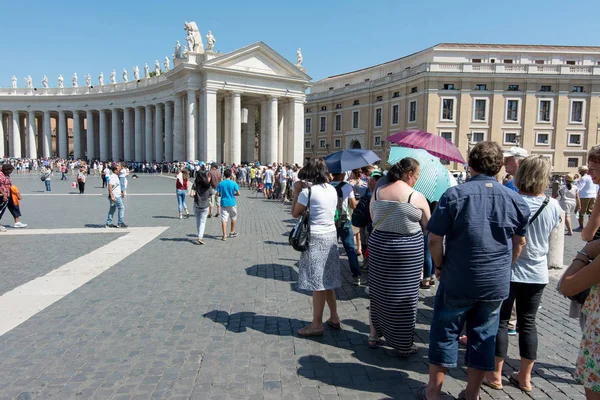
203, 42, 311, 81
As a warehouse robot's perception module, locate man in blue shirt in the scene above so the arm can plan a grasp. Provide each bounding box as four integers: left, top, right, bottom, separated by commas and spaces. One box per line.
216, 169, 240, 241
422, 141, 530, 400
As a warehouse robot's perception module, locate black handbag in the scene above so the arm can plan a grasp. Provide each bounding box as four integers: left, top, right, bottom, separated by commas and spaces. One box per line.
289, 188, 311, 252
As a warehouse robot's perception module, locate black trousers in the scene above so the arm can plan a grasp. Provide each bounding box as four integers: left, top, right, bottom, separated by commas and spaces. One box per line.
78, 182, 85, 194
496, 282, 546, 360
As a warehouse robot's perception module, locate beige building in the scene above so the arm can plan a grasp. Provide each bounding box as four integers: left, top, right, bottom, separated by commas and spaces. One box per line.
305, 43, 600, 173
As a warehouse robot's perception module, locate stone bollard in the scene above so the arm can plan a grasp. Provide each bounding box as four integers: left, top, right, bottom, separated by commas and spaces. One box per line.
548, 210, 566, 269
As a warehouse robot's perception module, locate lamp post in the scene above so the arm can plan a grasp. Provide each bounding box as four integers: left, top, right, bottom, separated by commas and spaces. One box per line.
466, 132, 473, 179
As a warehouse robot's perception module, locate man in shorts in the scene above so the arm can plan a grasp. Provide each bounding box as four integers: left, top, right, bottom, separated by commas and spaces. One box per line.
216, 169, 240, 241
208, 163, 222, 218
262, 165, 275, 199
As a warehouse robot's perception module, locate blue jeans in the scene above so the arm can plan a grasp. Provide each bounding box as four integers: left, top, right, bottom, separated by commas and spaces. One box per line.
423, 233, 434, 279
119, 177, 126, 193
106, 197, 124, 225
195, 206, 209, 238
428, 283, 502, 371
337, 220, 361, 277
176, 189, 188, 213
45, 180, 51, 192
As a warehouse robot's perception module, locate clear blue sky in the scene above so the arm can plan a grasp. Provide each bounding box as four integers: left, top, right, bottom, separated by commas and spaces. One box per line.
1, 0, 599, 88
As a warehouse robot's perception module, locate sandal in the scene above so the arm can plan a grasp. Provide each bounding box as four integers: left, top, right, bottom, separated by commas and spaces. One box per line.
368, 336, 381, 349
420, 281, 431, 290
297, 326, 324, 337
509, 372, 532, 392
457, 389, 480, 400
326, 318, 341, 330
482, 377, 503, 390
196, 238, 204, 245
396, 344, 418, 357
429, 278, 436, 286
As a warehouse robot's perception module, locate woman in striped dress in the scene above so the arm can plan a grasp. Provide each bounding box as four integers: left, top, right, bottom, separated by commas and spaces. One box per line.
367, 158, 431, 356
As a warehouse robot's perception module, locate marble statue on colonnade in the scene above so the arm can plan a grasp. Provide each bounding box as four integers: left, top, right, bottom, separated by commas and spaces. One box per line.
133, 66, 140, 80
154, 60, 161, 76
183, 21, 204, 53
99, 72, 104, 86
42, 75, 48, 88
58, 75, 64, 88
144, 64, 150, 79
72, 73, 78, 88
183, 46, 188, 55
164, 57, 170, 72
122, 68, 128, 82
206, 31, 216, 51
24, 75, 32, 89
110, 70, 116, 84
296, 48, 306, 72
85, 74, 91, 87
11, 76, 17, 89
173, 40, 182, 59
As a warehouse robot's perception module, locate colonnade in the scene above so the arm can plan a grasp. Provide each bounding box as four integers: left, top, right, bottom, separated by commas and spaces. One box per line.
0, 90, 304, 164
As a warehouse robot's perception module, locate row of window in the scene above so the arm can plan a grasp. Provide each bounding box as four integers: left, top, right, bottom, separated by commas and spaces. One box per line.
306, 97, 586, 134
440, 130, 583, 147
472, 58, 600, 66
443, 84, 585, 93
304, 137, 383, 150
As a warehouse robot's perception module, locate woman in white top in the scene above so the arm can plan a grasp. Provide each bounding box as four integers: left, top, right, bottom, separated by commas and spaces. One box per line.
292, 158, 341, 337
556, 173, 580, 235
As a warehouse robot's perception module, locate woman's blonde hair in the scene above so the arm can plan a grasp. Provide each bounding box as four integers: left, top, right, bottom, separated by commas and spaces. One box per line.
182, 169, 189, 180
514, 155, 551, 195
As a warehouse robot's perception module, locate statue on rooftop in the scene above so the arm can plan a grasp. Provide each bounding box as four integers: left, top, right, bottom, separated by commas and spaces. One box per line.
85, 74, 91, 87
72, 73, 78, 88
11, 76, 17, 89
110, 70, 116, 84
42, 75, 48, 88
154, 60, 161, 76
144, 63, 150, 79
206, 31, 216, 51
164, 56, 170, 72
25, 75, 32, 89
183, 21, 204, 53
99, 72, 104, 86
133, 66, 140, 81
174, 40, 182, 59
122, 68, 128, 82
58, 75, 64, 88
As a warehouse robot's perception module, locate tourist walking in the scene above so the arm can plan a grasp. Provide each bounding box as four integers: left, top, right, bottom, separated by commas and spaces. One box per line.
557, 174, 580, 235
422, 141, 530, 400
105, 165, 127, 228
7, 183, 27, 228
41, 167, 52, 192
578, 165, 598, 230
292, 158, 341, 337
208, 163, 222, 218
560, 239, 600, 399
0, 164, 15, 231
60, 164, 67, 180
367, 158, 430, 356
77, 167, 87, 194
216, 169, 240, 240
176, 169, 191, 219
485, 156, 561, 393
262, 165, 274, 199
191, 168, 213, 245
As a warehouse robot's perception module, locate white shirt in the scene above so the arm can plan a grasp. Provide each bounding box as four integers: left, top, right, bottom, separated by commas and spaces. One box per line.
298, 183, 337, 234
577, 174, 598, 199
330, 181, 355, 214
263, 169, 274, 184
108, 174, 122, 198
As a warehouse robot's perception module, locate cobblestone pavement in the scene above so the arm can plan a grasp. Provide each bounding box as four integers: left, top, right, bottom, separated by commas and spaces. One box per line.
0, 174, 586, 399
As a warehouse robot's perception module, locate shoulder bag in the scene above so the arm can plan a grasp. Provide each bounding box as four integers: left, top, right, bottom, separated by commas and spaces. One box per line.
289, 187, 311, 252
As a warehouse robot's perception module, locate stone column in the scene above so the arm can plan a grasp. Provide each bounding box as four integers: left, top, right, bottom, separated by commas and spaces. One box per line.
0, 113, 4, 158
186, 90, 197, 161
73, 111, 82, 159
277, 104, 285, 163
11, 112, 21, 158
267, 96, 278, 165
154, 103, 163, 161
292, 98, 305, 165
287, 101, 295, 164
27, 111, 37, 159
164, 102, 173, 162
58, 110, 67, 158
197, 91, 204, 161
246, 105, 257, 162
216, 99, 223, 162
145, 105, 153, 161
173, 95, 184, 161
260, 100, 268, 162
202, 89, 218, 163
85, 110, 94, 159
99, 110, 108, 160
231, 92, 242, 165
223, 95, 232, 163
111, 109, 120, 161
123, 108, 132, 161
134, 107, 143, 161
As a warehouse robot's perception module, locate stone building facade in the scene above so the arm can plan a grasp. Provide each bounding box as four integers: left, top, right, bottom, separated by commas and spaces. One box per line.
305, 43, 600, 172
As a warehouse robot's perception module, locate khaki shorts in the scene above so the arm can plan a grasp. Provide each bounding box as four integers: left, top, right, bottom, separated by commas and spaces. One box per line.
210, 192, 219, 207
221, 206, 237, 222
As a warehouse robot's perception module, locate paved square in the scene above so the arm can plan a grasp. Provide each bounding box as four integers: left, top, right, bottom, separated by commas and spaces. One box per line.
0, 174, 586, 399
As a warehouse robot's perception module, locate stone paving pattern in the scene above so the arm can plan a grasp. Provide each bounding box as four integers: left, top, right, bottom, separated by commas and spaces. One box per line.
0, 174, 587, 399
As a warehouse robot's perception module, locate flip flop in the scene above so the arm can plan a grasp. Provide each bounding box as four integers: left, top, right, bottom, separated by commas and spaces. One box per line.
482, 377, 503, 390
509, 372, 532, 392
297, 326, 324, 337
368, 336, 380, 349
326, 319, 341, 330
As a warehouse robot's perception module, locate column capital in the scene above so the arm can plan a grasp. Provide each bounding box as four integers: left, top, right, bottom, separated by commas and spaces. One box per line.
231, 91, 241, 98
267, 95, 279, 100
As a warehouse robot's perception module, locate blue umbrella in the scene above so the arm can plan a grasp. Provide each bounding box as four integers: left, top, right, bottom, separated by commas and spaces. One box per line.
324, 149, 380, 174
388, 147, 454, 202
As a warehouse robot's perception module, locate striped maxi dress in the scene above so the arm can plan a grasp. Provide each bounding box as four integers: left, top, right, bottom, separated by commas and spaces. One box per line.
368, 198, 424, 353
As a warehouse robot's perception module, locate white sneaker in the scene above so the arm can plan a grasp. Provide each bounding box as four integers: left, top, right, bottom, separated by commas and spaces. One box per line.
0, 225, 6, 232
13, 222, 27, 228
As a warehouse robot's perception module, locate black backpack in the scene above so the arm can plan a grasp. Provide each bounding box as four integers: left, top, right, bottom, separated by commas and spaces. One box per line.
351, 193, 372, 228
334, 182, 348, 229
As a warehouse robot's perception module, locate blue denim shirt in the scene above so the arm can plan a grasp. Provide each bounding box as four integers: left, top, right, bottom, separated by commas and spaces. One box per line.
427, 174, 531, 301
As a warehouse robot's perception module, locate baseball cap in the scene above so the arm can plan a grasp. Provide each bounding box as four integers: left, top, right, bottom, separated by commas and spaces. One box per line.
371, 170, 383, 179
503, 147, 529, 158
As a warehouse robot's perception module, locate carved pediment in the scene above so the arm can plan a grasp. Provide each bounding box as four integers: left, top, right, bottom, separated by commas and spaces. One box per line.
203, 42, 311, 81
